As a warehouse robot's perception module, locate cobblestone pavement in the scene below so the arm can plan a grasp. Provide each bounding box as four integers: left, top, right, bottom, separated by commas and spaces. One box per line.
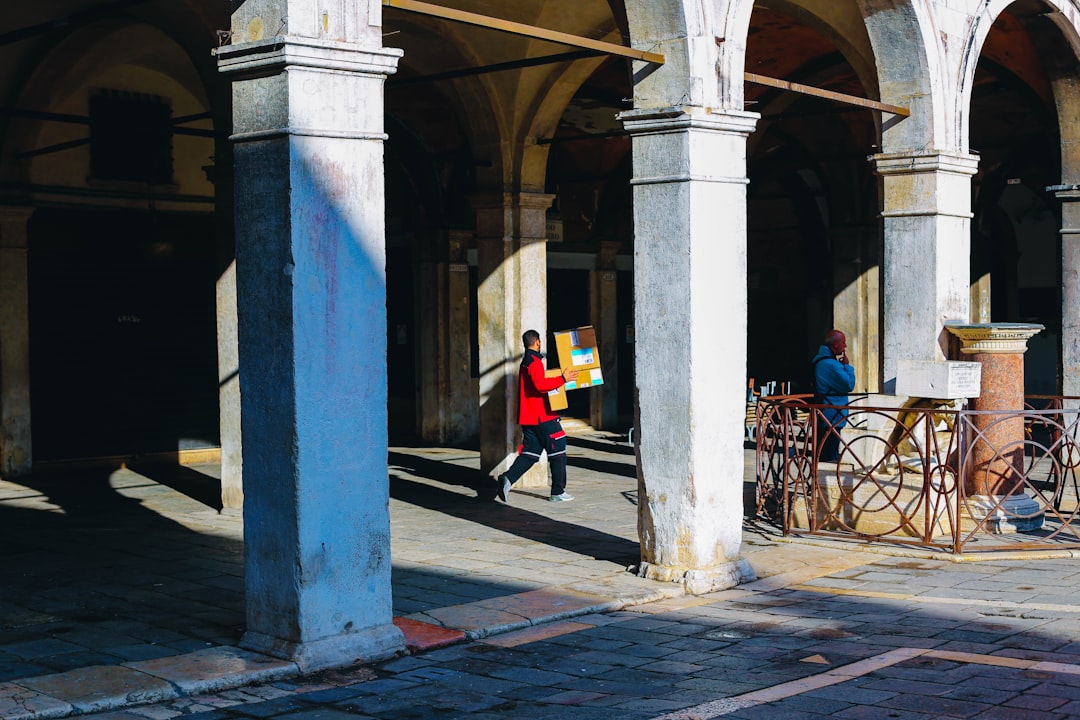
75, 551, 1080, 720
7, 428, 1080, 719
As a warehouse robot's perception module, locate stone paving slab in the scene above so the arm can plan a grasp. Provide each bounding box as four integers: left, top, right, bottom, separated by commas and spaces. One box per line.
480, 620, 598, 648
0, 684, 72, 720
13, 666, 176, 715
390, 618, 465, 652
470, 587, 610, 618
124, 648, 297, 695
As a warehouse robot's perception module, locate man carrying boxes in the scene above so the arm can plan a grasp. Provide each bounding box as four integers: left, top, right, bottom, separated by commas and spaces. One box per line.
495, 329, 580, 503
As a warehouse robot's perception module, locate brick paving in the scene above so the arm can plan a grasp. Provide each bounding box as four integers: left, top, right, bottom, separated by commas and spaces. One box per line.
6, 429, 1080, 718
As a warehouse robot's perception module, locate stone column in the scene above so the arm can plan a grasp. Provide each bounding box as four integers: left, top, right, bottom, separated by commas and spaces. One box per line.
589, 240, 620, 429
620, 107, 757, 594
417, 230, 475, 445
1057, 189, 1080, 396
205, 158, 243, 513
946, 322, 1045, 533
873, 152, 979, 390
474, 192, 554, 487
831, 226, 879, 393
217, 258, 242, 512
217, 0, 405, 671
0, 207, 33, 478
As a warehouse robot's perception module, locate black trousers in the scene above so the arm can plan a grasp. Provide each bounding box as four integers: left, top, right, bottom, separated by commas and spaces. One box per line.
816, 416, 842, 462
503, 417, 568, 495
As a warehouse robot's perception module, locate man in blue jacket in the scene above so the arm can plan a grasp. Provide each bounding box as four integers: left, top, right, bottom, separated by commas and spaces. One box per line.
812, 329, 856, 462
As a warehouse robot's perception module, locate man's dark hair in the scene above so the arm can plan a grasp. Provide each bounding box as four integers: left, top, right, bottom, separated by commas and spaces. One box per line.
522, 329, 541, 348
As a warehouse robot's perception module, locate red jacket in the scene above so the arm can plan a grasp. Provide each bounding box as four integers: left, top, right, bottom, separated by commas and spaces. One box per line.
518, 349, 565, 425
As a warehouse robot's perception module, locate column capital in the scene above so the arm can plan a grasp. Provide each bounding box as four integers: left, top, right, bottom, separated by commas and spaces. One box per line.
945, 322, 1044, 354
219, 36, 400, 143
469, 192, 556, 212
0, 206, 34, 223
1049, 185, 1080, 202
216, 35, 402, 78
598, 240, 621, 270
871, 150, 979, 177
470, 193, 554, 242
0, 206, 33, 249
622, 108, 757, 188
619, 106, 759, 137
447, 229, 472, 262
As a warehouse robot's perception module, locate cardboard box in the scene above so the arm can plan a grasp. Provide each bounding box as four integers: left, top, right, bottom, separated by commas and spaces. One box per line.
545, 369, 568, 411
553, 326, 604, 390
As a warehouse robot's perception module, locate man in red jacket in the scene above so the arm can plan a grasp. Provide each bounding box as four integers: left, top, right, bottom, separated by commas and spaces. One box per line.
495, 329, 579, 503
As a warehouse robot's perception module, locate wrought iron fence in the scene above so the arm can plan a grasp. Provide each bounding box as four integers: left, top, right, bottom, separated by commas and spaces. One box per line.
754, 394, 1080, 553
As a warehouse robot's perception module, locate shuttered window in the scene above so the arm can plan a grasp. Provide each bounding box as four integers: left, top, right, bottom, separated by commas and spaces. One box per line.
89, 89, 173, 184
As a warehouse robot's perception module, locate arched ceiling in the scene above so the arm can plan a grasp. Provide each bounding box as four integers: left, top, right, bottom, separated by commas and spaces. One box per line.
0, 1, 1063, 182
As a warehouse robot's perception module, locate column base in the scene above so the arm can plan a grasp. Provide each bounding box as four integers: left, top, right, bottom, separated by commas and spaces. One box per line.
637, 559, 756, 595
967, 494, 1045, 534
240, 622, 405, 673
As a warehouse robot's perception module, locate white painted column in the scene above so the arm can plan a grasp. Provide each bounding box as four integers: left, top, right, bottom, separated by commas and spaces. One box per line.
873, 152, 978, 389
1057, 189, 1080, 396
621, 107, 757, 594
218, 0, 404, 672
0, 207, 33, 477
474, 192, 554, 486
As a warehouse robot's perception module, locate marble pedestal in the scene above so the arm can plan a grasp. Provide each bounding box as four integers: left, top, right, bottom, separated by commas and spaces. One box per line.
945, 323, 1045, 534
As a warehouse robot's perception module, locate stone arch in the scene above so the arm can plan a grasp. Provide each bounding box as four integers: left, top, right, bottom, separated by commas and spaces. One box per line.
2, 19, 214, 199
382, 12, 506, 189
858, 0, 941, 152
517, 54, 613, 189
958, 0, 1080, 162
622, 0, 711, 108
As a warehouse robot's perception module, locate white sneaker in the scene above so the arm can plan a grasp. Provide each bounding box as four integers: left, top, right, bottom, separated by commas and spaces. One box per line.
549, 492, 574, 502
496, 475, 512, 503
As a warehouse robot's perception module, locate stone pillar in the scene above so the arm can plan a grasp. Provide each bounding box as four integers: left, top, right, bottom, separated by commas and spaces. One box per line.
970, 274, 992, 324
474, 192, 554, 487
831, 226, 879, 393
620, 107, 757, 594
589, 240, 620, 429
204, 85, 241, 512
946, 323, 1045, 533
217, 0, 405, 671
1057, 189, 1080, 396
205, 157, 242, 513
873, 152, 979, 391
217, 258, 242, 512
0, 207, 33, 477
417, 230, 475, 445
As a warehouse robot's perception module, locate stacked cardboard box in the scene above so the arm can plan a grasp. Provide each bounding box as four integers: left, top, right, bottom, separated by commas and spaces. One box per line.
544, 325, 603, 411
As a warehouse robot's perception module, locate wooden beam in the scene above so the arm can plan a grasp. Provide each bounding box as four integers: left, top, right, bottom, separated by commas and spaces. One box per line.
0, 0, 153, 47
15, 137, 91, 160
383, 0, 664, 65
745, 72, 909, 117
389, 50, 603, 87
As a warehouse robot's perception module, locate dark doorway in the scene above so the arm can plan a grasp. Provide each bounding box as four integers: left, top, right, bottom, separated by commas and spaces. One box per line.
28, 209, 219, 461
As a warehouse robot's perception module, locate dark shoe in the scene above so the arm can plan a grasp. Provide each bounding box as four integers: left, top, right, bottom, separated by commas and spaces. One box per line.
496, 475, 512, 503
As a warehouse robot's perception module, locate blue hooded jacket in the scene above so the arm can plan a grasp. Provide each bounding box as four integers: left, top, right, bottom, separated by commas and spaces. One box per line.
812, 344, 856, 426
